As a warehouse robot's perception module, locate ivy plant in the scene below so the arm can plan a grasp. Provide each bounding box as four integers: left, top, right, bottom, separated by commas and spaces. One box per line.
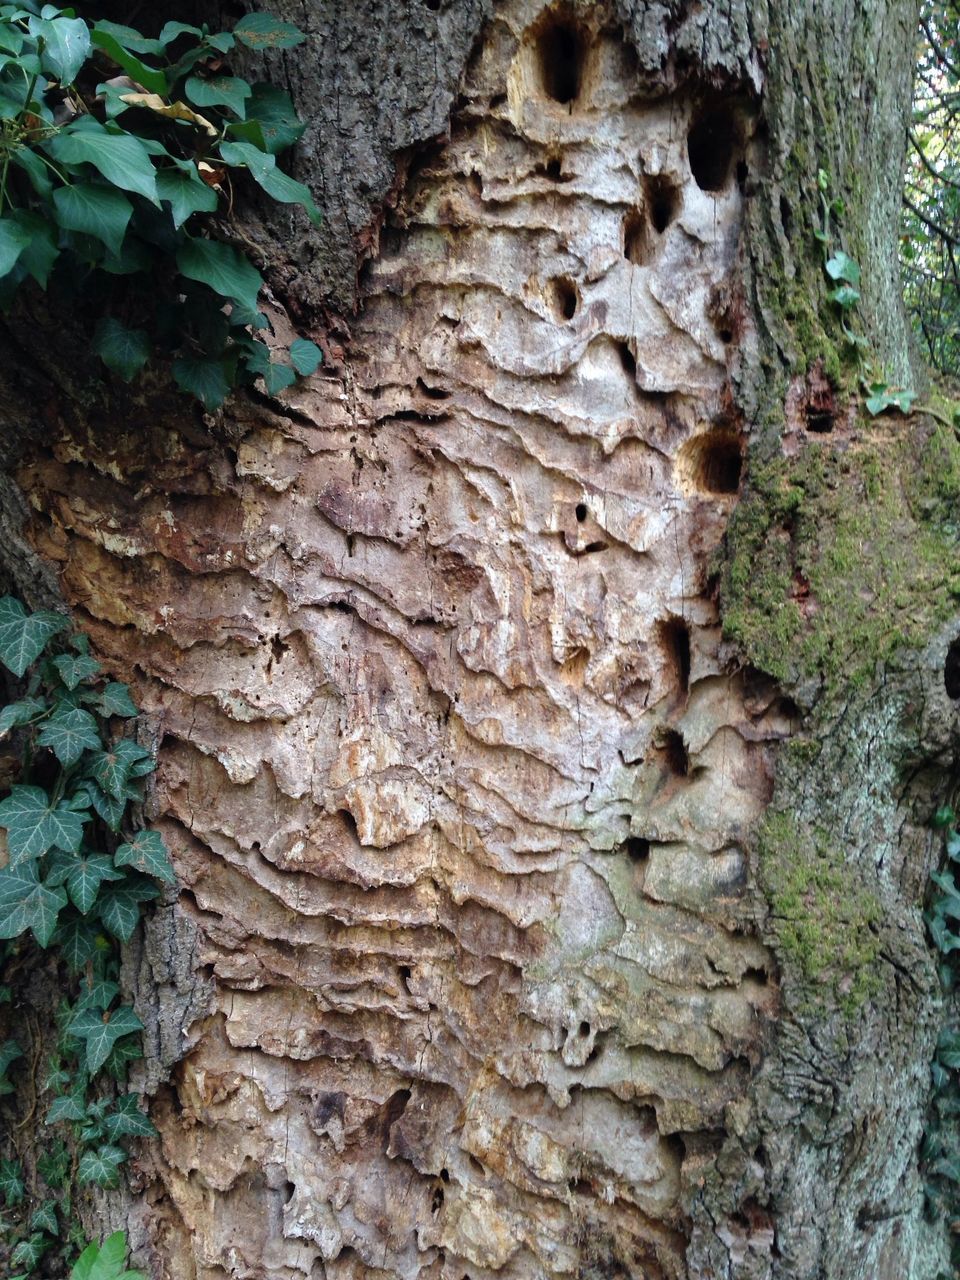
925, 804, 960, 1276
0, 2, 322, 408
0, 598, 172, 1276
813, 168, 919, 418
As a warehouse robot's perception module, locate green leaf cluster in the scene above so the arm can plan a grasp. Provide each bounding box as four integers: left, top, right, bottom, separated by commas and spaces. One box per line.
0, 599, 169, 1275
0, 3, 322, 407
0, 599, 172, 950
69, 1230, 144, 1280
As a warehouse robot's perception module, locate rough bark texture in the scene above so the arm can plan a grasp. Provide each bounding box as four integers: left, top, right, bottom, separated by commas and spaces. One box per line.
0, 1, 954, 1279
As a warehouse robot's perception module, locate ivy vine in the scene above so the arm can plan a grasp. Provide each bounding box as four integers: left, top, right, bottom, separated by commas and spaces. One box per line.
0, 598, 172, 1278
0, 2, 322, 409
813, 167, 919, 417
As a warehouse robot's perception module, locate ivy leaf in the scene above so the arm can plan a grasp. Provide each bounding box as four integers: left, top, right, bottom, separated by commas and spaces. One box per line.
928, 911, 960, 954
90, 24, 168, 95
0, 1036, 22, 1074
0, 1157, 24, 1205
74, 978, 120, 1013
155, 168, 218, 229
827, 283, 860, 310
47, 118, 160, 205
46, 1089, 87, 1123
101, 1033, 143, 1081
176, 238, 263, 315
238, 84, 304, 154
930, 869, 960, 915
93, 318, 151, 382
8, 208, 59, 287
0, 24, 24, 55
104, 1093, 157, 1139
95, 682, 139, 718
0, 695, 46, 735
98, 881, 157, 941
11, 145, 54, 199
90, 737, 153, 798
89, 19, 165, 55
115, 829, 175, 883
289, 338, 322, 376
0, 215, 32, 277
52, 182, 133, 255
38, 703, 101, 766
172, 356, 232, 411
186, 73, 251, 118
77, 1143, 127, 1189
69, 1004, 143, 1073
53, 914, 101, 971
37, 1141, 69, 1190
30, 1199, 58, 1235
52, 652, 101, 690
96, 787, 134, 831
205, 31, 236, 55
0, 865, 67, 946
234, 13, 306, 49
66, 854, 124, 914
158, 21, 202, 45
0, 785, 86, 862
219, 140, 320, 225
0, 596, 68, 675
11, 1232, 49, 1270
0, 1036, 22, 1094
242, 340, 296, 394
825, 250, 861, 286
30, 13, 91, 86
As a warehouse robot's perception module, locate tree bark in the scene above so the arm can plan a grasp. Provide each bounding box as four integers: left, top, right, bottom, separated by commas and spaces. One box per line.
2, 2, 956, 1279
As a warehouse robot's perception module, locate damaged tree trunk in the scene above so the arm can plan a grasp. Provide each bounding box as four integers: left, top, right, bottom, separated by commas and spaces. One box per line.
2, 1, 957, 1278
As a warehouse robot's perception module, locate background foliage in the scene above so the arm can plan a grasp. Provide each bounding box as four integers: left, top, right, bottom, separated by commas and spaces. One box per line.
902, 2, 960, 378
0, 1, 321, 409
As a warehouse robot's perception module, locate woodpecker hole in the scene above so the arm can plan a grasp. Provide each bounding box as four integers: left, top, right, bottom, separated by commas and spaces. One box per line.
536, 15, 585, 104
688, 106, 740, 192
658, 617, 691, 695
549, 275, 579, 321
624, 837, 650, 863
678, 432, 743, 495
660, 729, 689, 777
645, 173, 679, 233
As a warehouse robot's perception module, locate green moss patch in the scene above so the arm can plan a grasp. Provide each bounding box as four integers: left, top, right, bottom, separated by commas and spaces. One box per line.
758, 811, 884, 1015
721, 422, 960, 697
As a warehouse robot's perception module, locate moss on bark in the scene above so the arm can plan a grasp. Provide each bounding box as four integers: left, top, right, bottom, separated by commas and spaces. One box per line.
758, 809, 884, 1016
721, 419, 960, 700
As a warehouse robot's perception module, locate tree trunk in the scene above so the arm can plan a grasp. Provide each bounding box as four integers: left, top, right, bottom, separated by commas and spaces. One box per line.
3, 1, 956, 1278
